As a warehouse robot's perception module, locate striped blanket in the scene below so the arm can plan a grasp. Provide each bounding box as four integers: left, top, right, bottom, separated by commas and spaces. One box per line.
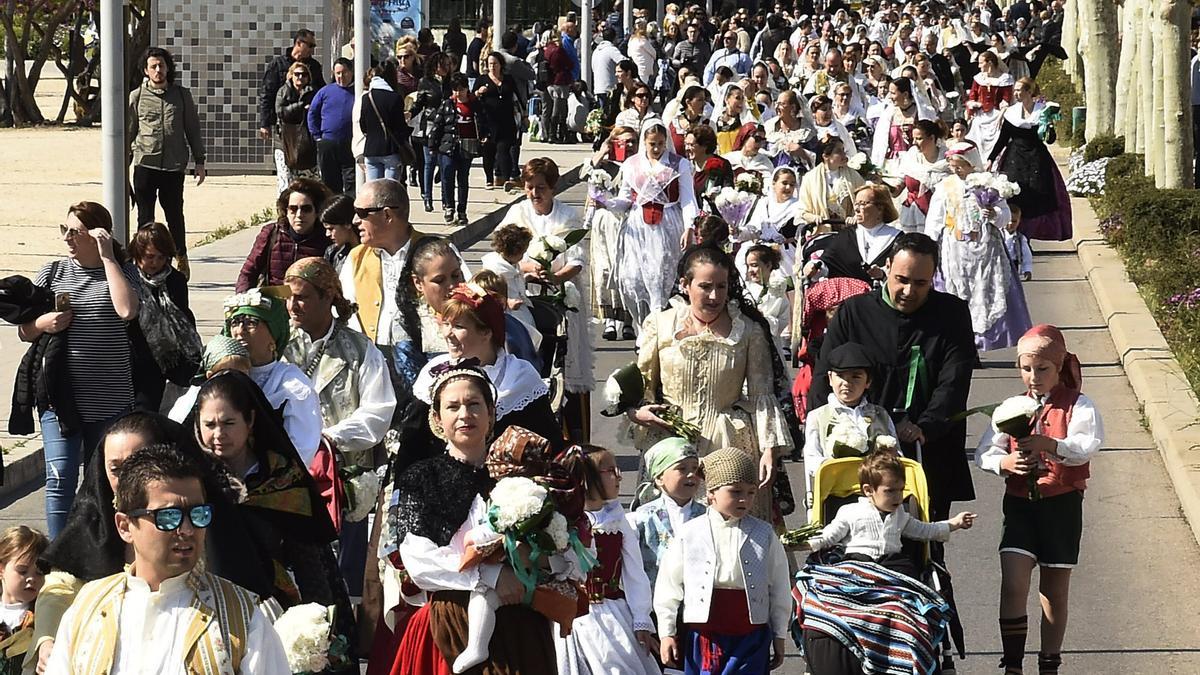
791, 561, 952, 675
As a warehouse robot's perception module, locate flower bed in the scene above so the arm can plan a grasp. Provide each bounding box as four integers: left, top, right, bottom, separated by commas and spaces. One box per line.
1085, 154, 1200, 392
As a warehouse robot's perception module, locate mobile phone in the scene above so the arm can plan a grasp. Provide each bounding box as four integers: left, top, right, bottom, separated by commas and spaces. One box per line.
55, 292, 71, 312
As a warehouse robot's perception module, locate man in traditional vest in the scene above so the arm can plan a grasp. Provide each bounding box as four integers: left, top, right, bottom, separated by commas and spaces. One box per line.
45, 444, 288, 674
283, 256, 396, 603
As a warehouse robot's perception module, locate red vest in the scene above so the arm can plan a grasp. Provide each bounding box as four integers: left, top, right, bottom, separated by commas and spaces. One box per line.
1005, 389, 1091, 499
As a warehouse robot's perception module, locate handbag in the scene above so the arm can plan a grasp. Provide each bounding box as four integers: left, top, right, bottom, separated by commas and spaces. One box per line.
458, 110, 484, 158
280, 121, 316, 169
368, 89, 416, 165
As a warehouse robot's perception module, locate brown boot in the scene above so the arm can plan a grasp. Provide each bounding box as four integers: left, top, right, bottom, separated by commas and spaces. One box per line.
175, 254, 191, 281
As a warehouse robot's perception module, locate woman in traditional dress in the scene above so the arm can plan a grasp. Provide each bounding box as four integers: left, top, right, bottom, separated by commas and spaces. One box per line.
685, 125, 734, 218
796, 137, 866, 236
390, 364, 566, 674
925, 142, 1032, 351
588, 126, 638, 341
810, 95, 857, 159
607, 120, 698, 332
667, 85, 712, 155
736, 166, 801, 276
897, 118, 951, 232
989, 77, 1072, 241
831, 82, 871, 154
965, 50, 1014, 160
764, 89, 816, 171
870, 77, 933, 176
811, 184, 902, 286
624, 245, 793, 519
712, 84, 758, 155
722, 122, 775, 184
499, 157, 595, 438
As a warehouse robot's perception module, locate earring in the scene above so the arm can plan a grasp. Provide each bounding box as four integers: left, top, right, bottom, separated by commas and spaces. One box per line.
428, 409, 447, 440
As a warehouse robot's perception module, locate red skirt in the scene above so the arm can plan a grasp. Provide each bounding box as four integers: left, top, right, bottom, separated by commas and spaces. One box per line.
387, 604, 451, 675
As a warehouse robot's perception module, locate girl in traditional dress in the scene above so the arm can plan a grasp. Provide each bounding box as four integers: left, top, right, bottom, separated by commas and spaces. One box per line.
870, 77, 934, 176
627, 437, 704, 584
989, 77, 1072, 241
554, 446, 661, 675
500, 158, 595, 438
796, 137, 866, 235
607, 121, 699, 332
588, 126, 638, 341
810, 95, 858, 159
668, 85, 712, 155
624, 246, 792, 519
712, 84, 758, 155
925, 142, 1032, 351
966, 50, 1014, 160
897, 119, 951, 232
736, 166, 801, 276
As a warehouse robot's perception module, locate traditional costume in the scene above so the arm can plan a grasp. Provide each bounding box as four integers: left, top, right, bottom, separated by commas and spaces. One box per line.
897, 143, 951, 232
627, 438, 706, 584
796, 162, 866, 230
966, 71, 1015, 160
990, 101, 1073, 241
735, 167, 802, 275
584, 156, 631, 328
817, 220, 901, 286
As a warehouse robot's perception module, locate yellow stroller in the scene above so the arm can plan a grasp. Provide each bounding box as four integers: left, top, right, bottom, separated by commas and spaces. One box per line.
798, 456, 966, 674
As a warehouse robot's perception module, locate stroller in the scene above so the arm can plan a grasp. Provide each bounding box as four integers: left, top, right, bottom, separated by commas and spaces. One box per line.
792, 456, 967, 674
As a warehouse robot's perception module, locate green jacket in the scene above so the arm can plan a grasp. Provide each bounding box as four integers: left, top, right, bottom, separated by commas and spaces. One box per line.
128, 81, 206, 172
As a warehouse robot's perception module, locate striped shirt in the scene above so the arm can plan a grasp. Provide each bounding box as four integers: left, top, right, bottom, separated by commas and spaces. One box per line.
35, 258, 140, 422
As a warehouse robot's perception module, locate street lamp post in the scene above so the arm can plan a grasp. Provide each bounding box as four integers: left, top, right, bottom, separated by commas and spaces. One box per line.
354, 0, 370, 190
100, 0, 127, 242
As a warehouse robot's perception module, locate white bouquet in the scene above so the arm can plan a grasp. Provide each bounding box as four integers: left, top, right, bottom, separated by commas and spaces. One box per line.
828, 418, 869, 458
873, 434, 899, 452
847, 152, 878, 176
992, 395, 1044, 499
563, 283, 581, 310
965, 172, 1022, 201
735, 171, 764, 195
586, 163, 618, 198
545, 511, 570, 551
343, 467, 383, 523
488, 477, 550, 532
274, 603, 344, 674
713, 186, 756, 228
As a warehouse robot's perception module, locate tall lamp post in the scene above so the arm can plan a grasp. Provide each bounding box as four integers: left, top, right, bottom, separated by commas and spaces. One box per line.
354, 0, 370, 190
100, 0, 127, 242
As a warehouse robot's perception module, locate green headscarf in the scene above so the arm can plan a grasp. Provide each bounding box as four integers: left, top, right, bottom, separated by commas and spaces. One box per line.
634, 436, 699, 506
222, 286, 292, 354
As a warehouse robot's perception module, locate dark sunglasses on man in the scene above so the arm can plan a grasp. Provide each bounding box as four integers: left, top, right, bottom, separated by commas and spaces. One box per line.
126, 504, 214, 531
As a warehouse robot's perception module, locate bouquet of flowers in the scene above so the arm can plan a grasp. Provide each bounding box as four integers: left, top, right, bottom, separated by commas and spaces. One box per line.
827, 418, 869, 458
992, 395, 1044, 499
780, 522, 824, 548
873, 434, 899, 453
847, 152, 880, 178
965, 172, 1021, 209
712, 186, 756, 230
734, 171, 764, 196
585, 162, 619, 201
527, 230, 588, 312
341, 466, 383, 523
274, 603, 350, 674
600, 362, 702, 442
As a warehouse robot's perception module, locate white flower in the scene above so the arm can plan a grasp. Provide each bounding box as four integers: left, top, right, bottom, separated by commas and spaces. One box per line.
563, 283, 581, 310
603, 373, 624, 407
828, 418, 869, 456
847, 152, 869, 171
489, 477, 548, 532
274, 603, 333, 673
544, 234, 568, 253
545, 512, 569, 551
526, 238, 550, 262
874, 434, 899, 451
588, 167, 616, 192
734, 172, 763, 195
344, 468, 383, 523
223, 289, 266, 313
383, 429, 401, 456
992, 395, 1042, 431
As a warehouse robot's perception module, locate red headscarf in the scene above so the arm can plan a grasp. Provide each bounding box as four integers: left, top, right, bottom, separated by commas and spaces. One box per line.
1016, 324, 1082, 395
447, 283, 506, 347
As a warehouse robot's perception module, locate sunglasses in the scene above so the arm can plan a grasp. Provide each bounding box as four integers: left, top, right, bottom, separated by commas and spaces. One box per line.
632, 91, 650, 98
59, 224, 89, 239
354, 205, 389, 219
126, 504, 214, 531
287, 203, 315, 214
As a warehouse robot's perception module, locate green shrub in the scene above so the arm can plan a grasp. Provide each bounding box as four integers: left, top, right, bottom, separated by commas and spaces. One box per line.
1092, 153, 1150, 218
1117, 189, 1200, 269
1083, 135, 1126, 162
1036, 59, 1084, 148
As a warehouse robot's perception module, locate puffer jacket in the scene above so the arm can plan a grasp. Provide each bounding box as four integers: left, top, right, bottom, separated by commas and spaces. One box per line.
427, 95, 489, 156
236, 220, 332, 292
3, 274, 77, 440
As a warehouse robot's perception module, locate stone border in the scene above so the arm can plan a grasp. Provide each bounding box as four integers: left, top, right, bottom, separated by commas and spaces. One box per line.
1073, 206, 1200, 546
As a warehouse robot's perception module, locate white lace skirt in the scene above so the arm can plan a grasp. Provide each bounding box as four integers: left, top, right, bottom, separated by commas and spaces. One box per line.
554, 597, 662, 675
616, 205, 686, 330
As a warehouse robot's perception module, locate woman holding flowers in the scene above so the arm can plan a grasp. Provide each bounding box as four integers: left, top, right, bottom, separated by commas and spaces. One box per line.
625, 245, 792, 519
500, 158, 594, 437
735, 166, 801, 276
988, 77, 1072, 241
925, 142, 1032, 351
391, 364, 560, 674
608, 120, 698, 332
796, 137, 866, 235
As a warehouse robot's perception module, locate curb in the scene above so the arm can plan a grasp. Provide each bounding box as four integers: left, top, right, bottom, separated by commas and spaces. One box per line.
1072, 201, 1200, 546
0, 446, 43, 504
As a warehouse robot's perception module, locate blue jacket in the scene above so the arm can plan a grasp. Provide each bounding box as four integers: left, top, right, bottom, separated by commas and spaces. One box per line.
307, 82, 355, 143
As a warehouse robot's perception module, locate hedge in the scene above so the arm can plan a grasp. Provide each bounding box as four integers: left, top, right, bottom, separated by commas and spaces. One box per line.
1091, 155, 1200, 392
1036, 59, 1085, 148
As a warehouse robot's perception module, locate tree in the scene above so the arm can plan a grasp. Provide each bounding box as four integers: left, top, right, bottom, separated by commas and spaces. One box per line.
1079, 0, 1117, 139
0, 0, 79, 125
1156, 0, 1193, 188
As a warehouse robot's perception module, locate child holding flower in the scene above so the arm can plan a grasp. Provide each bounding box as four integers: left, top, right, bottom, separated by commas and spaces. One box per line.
803, 342, 897, 488
974, 324, 1103, 675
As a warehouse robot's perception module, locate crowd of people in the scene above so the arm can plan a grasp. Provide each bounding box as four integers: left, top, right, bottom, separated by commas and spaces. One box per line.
0, 1, 1107, 674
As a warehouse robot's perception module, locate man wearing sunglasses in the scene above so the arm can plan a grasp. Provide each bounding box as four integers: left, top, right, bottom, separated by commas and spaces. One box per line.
46, 445, 289, 673
259, 28, 327, 143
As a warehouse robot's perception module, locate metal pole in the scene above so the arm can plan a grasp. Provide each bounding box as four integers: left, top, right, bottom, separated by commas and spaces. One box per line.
492, 0, 505, 54
354, 0, 370, 190
100, 0, 127, 242
656, 0, 664, 23
623, 0, 633, 38
580, 0, 592, 89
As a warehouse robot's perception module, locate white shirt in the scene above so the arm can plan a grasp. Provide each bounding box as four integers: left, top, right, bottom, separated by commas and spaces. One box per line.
807, 497, 952, 559
46, 572, 289, 675
855, 222, 902, 266
591, 40, 624, 94
975, 393, 1104, 475
0, 601, 29, 631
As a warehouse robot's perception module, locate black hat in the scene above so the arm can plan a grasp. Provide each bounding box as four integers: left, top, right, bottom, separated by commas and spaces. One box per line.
828, 342, 874, 372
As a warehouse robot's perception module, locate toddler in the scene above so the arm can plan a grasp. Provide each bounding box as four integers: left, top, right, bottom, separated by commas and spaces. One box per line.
975, 324, 1102, 675
471, 270, 542, 369
0, 525, 48, 675
655, 447, 792, 673
1004, 204, 1034, 282
801, 449, 976, 578
803, 342, 897, 489
481, 224, 536, 325
627, 437, 704, 585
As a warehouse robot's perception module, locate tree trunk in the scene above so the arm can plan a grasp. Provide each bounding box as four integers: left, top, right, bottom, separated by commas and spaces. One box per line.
1063, 0, 1087, 87
1151, 15, 1167, 184
1114, 0, 1139, 146
1158, 0, 1193, 188
1080, 0, 1118, 139
1140, 4, 1156, 175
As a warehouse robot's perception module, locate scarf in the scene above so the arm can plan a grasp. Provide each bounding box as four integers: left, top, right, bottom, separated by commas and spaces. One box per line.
138, 268, 203, 374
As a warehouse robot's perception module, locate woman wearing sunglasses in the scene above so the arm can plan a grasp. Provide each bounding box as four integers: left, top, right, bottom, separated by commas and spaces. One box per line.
193, 371, 355, 639
235, 177, 332, 291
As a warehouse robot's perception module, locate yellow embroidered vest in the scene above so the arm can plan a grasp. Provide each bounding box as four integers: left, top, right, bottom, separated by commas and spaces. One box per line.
65, 570, 257, 675
348, 231, 426, 343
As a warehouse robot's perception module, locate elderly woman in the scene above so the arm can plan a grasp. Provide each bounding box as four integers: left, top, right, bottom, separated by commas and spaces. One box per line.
926, 142, 1032, 351
764, 89, 816, 170
625, 245, 792, 519
18, 201, 140, 537
389, 364, 566, 673
722, 122, 774, 183
796, 137, 866, 234
169, 286, 323, 466
236, 177, 332, 291
812, 184, 902, 286
499, 158, 595, 437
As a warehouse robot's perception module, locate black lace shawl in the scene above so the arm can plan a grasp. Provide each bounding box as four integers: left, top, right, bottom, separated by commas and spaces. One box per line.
393, 453, 495, 548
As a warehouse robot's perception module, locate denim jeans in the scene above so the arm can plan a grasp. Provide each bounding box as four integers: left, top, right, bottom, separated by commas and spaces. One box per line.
40, 409, 120, 538
438, 150, 471, 214
422, 146, 437, 204
364, 153, 402, 181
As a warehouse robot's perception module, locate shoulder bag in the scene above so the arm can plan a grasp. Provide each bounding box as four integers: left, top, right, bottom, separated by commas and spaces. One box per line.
368, 89, 416, 165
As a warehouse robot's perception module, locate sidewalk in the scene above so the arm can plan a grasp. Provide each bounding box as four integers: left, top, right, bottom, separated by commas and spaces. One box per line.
0, 140, 593, 500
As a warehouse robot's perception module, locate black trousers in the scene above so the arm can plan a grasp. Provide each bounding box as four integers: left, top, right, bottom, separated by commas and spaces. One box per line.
482, 137, 514, 183
132, 165, 187, 254
317, 138, 356, 196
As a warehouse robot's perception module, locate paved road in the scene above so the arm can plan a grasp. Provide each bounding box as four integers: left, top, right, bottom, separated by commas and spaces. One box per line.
4, 180, 1199, 673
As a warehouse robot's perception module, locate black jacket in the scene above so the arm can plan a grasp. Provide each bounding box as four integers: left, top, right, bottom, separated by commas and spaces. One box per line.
3, 273, 79, 441
428, 95, 489, 155
259, 47, 327, 130
360, 86, 409, 158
